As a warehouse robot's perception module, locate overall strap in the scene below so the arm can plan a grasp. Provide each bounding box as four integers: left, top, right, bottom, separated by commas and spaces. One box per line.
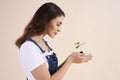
27, 38, 45, 53
43, 39, 53, 51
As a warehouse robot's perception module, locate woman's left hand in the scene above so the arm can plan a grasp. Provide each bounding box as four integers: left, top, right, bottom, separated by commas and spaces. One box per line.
81, 53, 92, 63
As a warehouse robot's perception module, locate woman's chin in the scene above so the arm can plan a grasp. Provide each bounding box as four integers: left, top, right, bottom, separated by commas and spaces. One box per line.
49, 35, 55, 38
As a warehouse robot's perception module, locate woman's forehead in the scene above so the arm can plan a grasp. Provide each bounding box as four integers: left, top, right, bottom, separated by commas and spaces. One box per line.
52, 16, 64, 22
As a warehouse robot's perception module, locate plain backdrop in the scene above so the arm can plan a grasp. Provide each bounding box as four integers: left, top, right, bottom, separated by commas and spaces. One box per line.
0, 0, 120, 80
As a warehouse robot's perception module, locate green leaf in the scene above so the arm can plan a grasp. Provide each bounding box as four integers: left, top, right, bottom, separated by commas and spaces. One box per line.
75, 45, 80, 49
74, 42, 86, 49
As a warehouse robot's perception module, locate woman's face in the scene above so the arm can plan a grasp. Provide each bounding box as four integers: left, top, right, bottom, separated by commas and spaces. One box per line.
46, 15, 64, 38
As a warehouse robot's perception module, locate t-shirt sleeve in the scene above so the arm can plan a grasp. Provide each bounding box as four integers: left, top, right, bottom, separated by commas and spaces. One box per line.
19, 42, 45, 72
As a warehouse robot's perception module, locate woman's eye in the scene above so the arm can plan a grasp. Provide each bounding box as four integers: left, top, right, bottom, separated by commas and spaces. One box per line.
57, 24, 60, 26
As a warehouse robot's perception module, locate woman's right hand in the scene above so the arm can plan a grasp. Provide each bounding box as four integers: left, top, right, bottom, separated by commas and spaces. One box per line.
67, 52, 92, 64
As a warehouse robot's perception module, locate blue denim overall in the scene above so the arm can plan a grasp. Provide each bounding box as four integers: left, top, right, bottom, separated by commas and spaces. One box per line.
26, 38, 58, 80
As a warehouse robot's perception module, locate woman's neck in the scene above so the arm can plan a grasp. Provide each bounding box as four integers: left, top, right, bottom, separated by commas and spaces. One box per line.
31, 34, 50, 52
31, 34, 45, 43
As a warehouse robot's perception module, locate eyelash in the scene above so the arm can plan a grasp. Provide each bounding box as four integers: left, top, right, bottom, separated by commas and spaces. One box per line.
57, 24, 60, 26
57, 24, 61, 26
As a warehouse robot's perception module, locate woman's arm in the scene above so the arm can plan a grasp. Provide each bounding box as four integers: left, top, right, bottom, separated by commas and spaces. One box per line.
51, 52, 92, 80
31, 56, 72, 80
51, 56, 72, 80
31, 63, 51, 80
31, 52, 92, 80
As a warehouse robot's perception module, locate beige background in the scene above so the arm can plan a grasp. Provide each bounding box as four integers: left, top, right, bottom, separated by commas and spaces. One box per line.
0, 0, 120, 80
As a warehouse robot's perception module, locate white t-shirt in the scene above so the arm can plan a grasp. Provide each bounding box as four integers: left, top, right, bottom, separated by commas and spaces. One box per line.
19, 40, 53, 80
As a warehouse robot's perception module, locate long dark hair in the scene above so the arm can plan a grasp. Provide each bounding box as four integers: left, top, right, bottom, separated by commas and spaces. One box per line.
15, 2, 65, 48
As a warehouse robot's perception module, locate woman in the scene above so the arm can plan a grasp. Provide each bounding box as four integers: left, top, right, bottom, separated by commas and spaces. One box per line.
15, 2, 92, 80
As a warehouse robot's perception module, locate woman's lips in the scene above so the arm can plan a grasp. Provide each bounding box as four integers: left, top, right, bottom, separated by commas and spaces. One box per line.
54, 32, 57, 35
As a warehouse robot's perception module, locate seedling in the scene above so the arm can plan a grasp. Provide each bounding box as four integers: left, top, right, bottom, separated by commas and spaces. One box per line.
74, 42, 86, 53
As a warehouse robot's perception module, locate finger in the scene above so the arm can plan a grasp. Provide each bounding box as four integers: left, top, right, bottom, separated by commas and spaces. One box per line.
87, 56, 92, 60
88, 54, 92, 59
83, 56, 92, 61
87, 53, 92, 56
78, 53, 84, 56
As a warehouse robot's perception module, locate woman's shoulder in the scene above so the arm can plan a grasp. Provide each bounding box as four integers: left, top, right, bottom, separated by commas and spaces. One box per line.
20, 40, 37, 51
